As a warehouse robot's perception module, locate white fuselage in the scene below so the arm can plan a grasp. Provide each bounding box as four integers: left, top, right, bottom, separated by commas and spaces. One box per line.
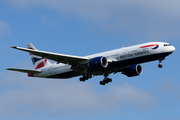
33, 42, 175, 78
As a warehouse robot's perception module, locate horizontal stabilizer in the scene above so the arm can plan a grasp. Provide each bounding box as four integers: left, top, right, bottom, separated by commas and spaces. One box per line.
6, 68, 42, 73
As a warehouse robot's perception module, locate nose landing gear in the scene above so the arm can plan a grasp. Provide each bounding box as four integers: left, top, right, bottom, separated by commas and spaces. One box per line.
158, 57, 165, 68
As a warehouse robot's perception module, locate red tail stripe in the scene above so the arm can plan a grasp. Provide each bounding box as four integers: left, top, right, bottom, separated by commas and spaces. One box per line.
35, 59, 47, 70
28, 47, 34, 55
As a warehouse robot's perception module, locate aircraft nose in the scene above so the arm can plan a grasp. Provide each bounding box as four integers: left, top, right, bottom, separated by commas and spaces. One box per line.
163, 45, 175, 53
171, 46, 175, 52
168, 46, 175, 53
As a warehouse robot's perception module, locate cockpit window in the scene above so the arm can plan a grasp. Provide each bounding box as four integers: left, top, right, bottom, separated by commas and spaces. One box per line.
164, 44, 171, 46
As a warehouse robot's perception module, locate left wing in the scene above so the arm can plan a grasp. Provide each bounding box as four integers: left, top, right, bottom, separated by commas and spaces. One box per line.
11, 46, 89, 65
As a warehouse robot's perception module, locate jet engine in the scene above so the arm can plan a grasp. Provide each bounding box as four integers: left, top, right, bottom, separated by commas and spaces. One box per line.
124, 64, 143, 77
88, 56, 108, 69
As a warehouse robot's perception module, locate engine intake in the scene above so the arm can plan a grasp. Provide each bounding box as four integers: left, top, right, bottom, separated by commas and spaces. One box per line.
88, 56, 108, 69
124, 64, 143, 77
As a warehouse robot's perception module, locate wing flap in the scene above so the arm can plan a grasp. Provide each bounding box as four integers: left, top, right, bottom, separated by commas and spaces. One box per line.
6, 68, 42, 73
11, 46, 89, 64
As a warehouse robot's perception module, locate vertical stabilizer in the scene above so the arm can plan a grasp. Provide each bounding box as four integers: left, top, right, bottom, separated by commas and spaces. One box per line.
27, 43, 51, 70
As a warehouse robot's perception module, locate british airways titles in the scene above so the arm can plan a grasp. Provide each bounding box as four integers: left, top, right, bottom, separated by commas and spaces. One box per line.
119, 50, 149, 59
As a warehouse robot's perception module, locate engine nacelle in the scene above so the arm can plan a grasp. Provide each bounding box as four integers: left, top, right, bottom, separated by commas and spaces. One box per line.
124, 64, 143, 77
88, 56, 108, 69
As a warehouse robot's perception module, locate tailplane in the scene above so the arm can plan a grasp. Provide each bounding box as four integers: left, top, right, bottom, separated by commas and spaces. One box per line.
27, 43, 51, 70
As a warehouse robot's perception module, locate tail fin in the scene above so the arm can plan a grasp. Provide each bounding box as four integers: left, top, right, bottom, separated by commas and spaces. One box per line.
27, 43, 51, 70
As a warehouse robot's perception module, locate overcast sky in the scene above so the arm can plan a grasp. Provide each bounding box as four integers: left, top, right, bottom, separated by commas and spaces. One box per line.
0, 0, 180, 120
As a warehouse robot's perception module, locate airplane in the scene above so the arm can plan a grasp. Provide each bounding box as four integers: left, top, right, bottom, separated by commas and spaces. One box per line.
6, 42, 175, 85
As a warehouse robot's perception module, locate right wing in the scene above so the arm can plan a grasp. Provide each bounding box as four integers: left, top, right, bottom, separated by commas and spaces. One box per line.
6, 68, 42, 73
11, 46, 89, 65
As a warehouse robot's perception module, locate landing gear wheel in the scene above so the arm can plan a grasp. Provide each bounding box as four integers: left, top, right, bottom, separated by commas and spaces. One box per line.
158, 64, 163, 68
79, 77, 85, 82
99, 78, 112, 85
100, 81, 105, 85
108, 78, 112, 82
79, 74, 92, 82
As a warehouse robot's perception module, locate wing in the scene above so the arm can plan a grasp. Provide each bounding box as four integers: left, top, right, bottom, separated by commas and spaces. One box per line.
6, 68, 42, 73
11, 46, 89, 65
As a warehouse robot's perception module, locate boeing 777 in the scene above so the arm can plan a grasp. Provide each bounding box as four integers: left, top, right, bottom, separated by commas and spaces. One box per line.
7, 42, 175, 85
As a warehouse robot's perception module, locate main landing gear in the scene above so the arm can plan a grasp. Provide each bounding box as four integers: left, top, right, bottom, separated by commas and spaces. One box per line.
99, 73, 112, 85
99, 78, 112, 85
79, 73, 112, 85
79, 74, 92, 82
158, 57, 165, 68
